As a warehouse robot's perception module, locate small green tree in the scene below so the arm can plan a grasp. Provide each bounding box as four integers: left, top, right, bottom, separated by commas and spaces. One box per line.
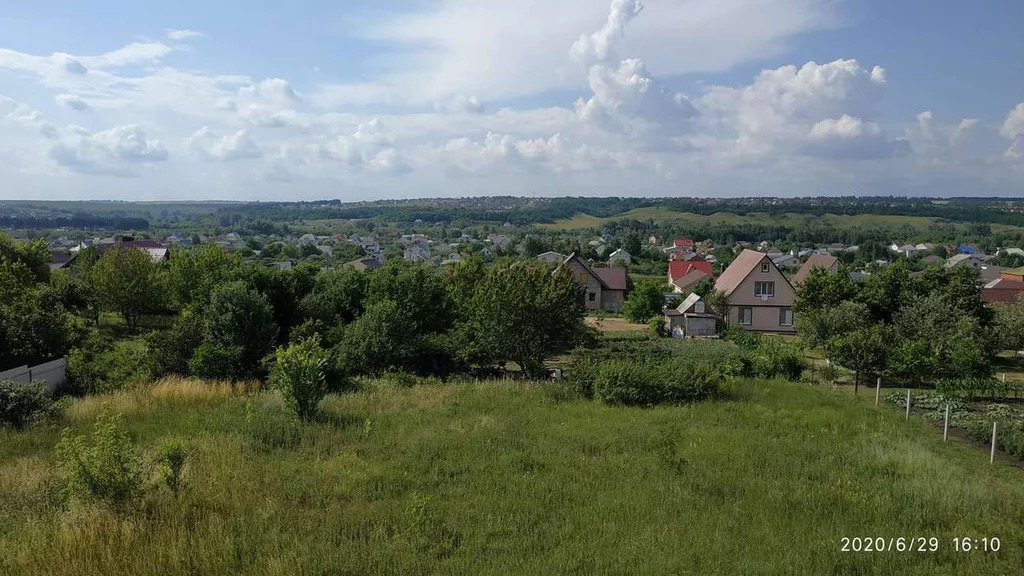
0, 381, 53, 427
156, 439, 187, 495
829, 325, 888, 394
54, 407, 144, 509
271, 334, 329, 422
622, 281, 665, 323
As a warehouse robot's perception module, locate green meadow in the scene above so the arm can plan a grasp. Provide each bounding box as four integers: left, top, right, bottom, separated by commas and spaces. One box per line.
2, 376, 1023, 575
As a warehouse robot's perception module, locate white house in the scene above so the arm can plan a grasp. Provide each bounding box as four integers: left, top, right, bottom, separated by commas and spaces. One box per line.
608, 248, 632, 265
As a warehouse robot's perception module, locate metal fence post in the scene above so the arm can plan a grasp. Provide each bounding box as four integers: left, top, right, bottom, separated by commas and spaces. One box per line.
943, 404, 950, 442
905, 389, 911, 420
991, 422, 998, 465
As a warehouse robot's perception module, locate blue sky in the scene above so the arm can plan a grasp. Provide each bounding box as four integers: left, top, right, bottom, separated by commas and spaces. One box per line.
0, 0, 1022, 200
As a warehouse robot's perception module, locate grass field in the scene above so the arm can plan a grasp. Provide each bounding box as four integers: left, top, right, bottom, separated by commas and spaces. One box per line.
3, 376, 1024, 575
538, 208, 984, 233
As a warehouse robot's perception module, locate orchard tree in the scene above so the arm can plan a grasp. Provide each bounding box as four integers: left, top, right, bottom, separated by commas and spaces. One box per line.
457, 263, 585, 378
793, 266, 857, 314
622, 281, 665, 323
163, 245, 241, 311
829, 325, 888, 394
203, 281, 279, 379
89, 246, 163, 330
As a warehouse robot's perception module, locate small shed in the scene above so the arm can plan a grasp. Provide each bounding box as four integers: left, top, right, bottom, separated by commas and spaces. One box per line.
664, 293, 717, 338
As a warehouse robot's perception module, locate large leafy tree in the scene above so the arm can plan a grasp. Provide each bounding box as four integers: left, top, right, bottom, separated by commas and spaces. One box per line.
299, 267, 368, 345
994, 297, 1024, 352
456, 263, 585, 378
202, 281, 279, 378
367, 260, 453, 335
163, 245, 241, 311
793, 267, 857, 314
90, 246, 164, 330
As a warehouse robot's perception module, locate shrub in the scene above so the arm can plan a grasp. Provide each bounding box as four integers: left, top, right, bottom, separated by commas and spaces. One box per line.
54, 407, 144, 508
187, 343, 245, 381
594, 357, 720, 406
270, 335, 329, 422
67, 335, 155, 395
146, 312, 204, 376
647, 316, 667, 338
0, 381, 54, 427
241, 403, 302, 451
156, 439, 187, 495
568, 357, 599, 399
749, 339, 806, 381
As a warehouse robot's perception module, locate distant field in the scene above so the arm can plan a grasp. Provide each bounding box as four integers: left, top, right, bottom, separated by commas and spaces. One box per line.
3, 377, 1024, 574
539, 208, 987, 233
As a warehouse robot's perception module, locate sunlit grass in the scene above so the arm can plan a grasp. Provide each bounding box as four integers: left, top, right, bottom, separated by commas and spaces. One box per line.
2, 378, 1024, 574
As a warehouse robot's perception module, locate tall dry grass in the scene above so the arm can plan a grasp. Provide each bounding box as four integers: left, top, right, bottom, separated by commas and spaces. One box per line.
66, 376, 260, 422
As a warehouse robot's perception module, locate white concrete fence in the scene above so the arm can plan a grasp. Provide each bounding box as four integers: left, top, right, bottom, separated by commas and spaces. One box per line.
0, 358, 67, 394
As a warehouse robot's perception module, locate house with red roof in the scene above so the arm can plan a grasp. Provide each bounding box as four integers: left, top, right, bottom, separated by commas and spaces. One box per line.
668, 259, 713, 294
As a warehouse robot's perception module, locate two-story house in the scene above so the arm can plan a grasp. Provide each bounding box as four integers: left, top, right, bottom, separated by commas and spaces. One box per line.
713, 249, 796, 333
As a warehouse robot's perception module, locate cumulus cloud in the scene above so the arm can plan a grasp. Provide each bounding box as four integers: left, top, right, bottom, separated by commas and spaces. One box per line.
699, 59, 902, 159
1, 96, 59, 139
49, 124, 168, 176
436, 95, 485, 114
56, 93, 90, 112
1001, 103, 1024, 159
188, 128, 263, 161
52, 53, 88, 74
570, 0, 645, 63
570, 1, 696, 143
166, 29, 204, 41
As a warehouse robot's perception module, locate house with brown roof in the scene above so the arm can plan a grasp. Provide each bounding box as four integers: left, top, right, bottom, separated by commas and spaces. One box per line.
790, 253, 839, 287
560, 253, 627, 312
713, 249, 796, 333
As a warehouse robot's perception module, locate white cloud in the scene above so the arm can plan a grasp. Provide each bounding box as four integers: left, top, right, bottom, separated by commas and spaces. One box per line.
56, 93, 90, 112
188, 128, 263, 161
698, 59, 899, 158
1, 96, 58, 139
49, 124, 169, 176
1001, 103, 1024, 158
314, 0, 840, 106
570, 0, 644, 63
78, 42, 172, 68
166, 29, 204, 41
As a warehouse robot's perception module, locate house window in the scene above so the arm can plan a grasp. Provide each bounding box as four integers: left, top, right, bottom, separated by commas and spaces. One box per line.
588, 292, 596, 302
754, 281, 775, 297
739, 307, 753, 326
779, 307, 793, 326
760, 262, 770, 273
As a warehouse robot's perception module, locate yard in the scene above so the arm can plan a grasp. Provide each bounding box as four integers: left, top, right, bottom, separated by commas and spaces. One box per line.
3, 375, 1024, 575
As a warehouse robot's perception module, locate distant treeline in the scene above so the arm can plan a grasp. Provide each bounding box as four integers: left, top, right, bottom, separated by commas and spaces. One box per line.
0, 214, 150, 231
211, 196, 1024, 228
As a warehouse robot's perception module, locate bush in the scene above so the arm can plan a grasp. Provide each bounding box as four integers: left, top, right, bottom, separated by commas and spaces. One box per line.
568, 357, 599, 399
67, 336, 155, 395
242, 403, 302, 451
187, 343, 245, 381
270, 335, 329, 422
54, 407, 144, 508
749, 339, 806, 381
156, 439, 187, 495
0, 381, 54, 427
647, 316, 667, 338
594, 357, 721, 406
146, 312, 203, 376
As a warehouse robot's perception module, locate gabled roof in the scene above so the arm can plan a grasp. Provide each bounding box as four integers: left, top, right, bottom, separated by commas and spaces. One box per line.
791, 253, 839, 286
562, 252, 609, 289
669, 259, 712, 281
608, 248, 631, 259
593, 266, 628, 291
714, 249, 791, 297
672, 269, 709, 291
983, 278, 1024, 303
677, 292, 702, 314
